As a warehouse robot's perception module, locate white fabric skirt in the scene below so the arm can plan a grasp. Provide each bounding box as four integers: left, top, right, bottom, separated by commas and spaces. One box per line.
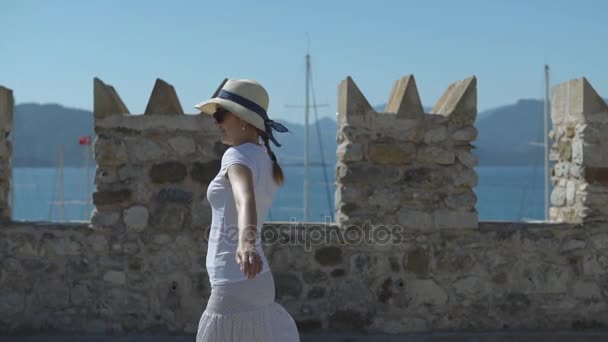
196, 270, 300, 342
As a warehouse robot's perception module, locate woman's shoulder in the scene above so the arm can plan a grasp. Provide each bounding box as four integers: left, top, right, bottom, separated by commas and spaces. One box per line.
223, 145, 250, 160
224, 144, 263, 160
220, 145, 260, 172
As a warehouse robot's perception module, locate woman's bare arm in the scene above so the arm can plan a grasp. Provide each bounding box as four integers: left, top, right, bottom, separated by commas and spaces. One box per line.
226, 164, 263, 278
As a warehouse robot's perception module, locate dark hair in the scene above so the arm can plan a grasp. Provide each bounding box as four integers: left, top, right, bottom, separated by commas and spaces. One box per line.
259, 131, 285, 186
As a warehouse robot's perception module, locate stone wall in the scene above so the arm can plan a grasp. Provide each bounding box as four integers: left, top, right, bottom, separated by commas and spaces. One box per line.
335, 75, 478, 229
1, 76, 608, 335
91, 78, 222, 234
550, 77, 608, 224
2, 221, 608, 334
261, 221, 608, 333
0, 222, 210, 333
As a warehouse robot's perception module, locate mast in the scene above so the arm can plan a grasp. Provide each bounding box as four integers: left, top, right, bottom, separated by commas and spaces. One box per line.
544, 65, 550, 221
304, 53, 310, 222
59, 144, 65, 222
84, 142, 90, 219
285, 36, 330, 222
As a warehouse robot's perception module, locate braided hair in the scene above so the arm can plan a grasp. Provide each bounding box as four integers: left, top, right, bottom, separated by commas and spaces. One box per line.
259, 131, 285, 186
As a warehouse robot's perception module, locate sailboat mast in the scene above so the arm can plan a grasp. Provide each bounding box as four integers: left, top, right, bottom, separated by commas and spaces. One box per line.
85, 143, 90, 220
59, 144, 65, 222
304, 53, 310, 222
544, 64, 550, 221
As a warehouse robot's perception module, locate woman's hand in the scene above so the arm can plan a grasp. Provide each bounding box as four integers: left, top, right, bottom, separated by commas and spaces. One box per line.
235, 242, 263, 279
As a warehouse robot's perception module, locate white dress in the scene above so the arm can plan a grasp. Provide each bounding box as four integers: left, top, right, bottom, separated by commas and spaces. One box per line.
197, 142, 300, 341
197, 270, 299, 342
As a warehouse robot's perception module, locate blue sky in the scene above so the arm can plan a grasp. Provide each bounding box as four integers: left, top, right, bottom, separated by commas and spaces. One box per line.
1, 0, 606, 124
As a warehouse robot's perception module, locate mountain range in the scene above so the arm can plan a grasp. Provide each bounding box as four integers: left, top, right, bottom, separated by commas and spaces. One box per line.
12, 99, 554, 168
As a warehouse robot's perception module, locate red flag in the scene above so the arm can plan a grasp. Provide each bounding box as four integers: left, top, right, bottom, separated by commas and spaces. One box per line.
79, 135, 91, 145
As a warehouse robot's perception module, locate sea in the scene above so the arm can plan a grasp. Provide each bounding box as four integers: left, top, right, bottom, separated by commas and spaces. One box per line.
11, 165, 547, 223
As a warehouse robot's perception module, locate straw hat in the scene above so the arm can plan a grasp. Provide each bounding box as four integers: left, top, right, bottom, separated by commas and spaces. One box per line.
195, 79, 291, 147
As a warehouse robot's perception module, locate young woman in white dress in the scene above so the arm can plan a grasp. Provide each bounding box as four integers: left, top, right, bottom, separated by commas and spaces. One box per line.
194, 79, 300, 342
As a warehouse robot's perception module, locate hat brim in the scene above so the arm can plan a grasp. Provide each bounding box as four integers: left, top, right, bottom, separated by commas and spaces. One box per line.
194, 98, 265, 132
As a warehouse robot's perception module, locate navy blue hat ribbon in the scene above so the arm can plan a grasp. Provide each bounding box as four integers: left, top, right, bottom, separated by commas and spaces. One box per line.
217, 89, 291, 147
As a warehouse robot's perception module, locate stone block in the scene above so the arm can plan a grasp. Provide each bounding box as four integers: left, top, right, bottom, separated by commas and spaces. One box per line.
103, 270, 127, 285
408, 278, 448, 307
397, 210, 433, 229
433, 209, 478, 229
550, 186, 566, 207
302, 269, 328, 284
314, 246, 343, 266
337, 162, 402, 185
274, 273, 302, 299
572, 280, 602, 300
453, 276, 488, 297
87, 233, 109, 252
95, 167, 118, 184
456, 150, 478, 168
418, 146, 455, 165
338, 76, 374, 127
385, 75, 423, 117
552, 77, 608, 122
566, 180, 577, 206
168, 136, 196, 156
123, 205, 149, 232
93, 189, 132, 207
368, 187, 401, 213
451, 167, 478, 187
404, 248, 430, 275
451, 127, 478, 142
90, 209, 120, 229
144, 78, 184, 115
431, 76, 477, 126
444, 191, 477, 210
337, 142, 364, 162
94, 136, 128, 166
368, 141, 415, 164
93, 78, 130, 118
155, 188, 193, 204
130, 138, 170, 162
149, 204, 188, 230
423, 126, 447, 144
149, 161, 187, 184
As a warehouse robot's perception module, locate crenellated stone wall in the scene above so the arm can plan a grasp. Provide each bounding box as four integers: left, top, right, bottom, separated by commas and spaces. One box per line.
335, 75, 478, 229
91, 78, 223, 234
1, 78, 229, 334
1, 76, 608, 335
549, 77, 608, 224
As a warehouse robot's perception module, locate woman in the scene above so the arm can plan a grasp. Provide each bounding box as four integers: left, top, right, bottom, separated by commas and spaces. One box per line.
194, 79, 300, 341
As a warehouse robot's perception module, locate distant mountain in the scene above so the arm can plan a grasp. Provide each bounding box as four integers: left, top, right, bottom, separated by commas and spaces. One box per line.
476, 99, 547, 165
11, 99, 558, 167
13, 103, 95, 167
273, 116, 338, 167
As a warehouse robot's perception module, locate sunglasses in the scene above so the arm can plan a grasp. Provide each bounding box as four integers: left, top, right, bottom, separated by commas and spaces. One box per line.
213, 108, 230, 123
